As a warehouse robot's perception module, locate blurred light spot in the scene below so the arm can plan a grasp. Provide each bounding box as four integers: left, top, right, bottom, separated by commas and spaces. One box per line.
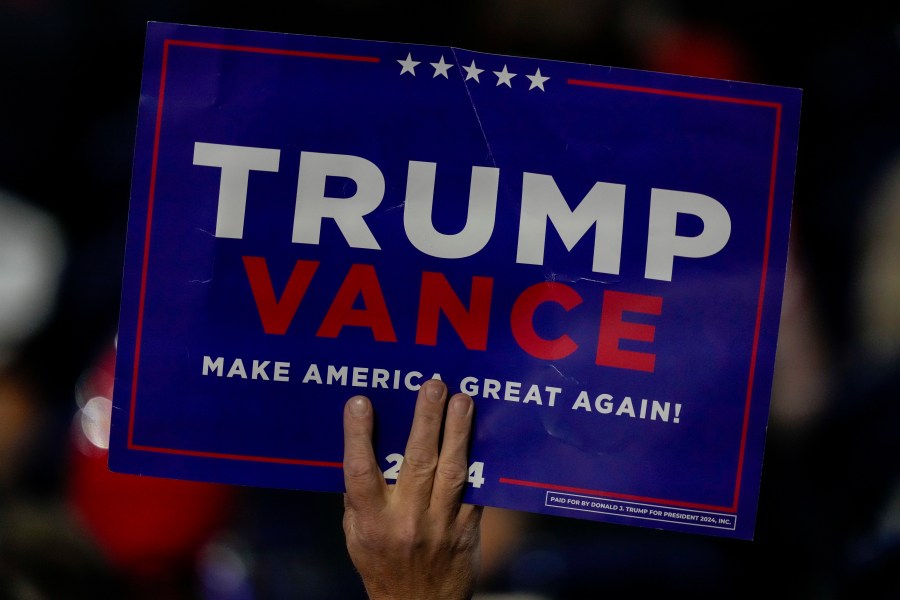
74, 363, 115, 410
857, 153, 900, 363
200, 540, 254, 600
79, 395, 112, 450
0, 190, 66, 368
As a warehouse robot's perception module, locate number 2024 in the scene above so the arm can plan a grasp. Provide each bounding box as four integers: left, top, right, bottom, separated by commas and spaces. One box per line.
383, 453, 486, 488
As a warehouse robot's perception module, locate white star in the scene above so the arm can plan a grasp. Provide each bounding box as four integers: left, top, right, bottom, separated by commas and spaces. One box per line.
493, 65, 516, 87
430, 56, 454, 78
397, 53, 420, 76
526, 68, 550, 91
462, 60, 484, 82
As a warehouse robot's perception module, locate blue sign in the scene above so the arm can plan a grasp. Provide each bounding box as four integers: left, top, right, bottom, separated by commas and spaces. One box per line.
110, 22, 801, 539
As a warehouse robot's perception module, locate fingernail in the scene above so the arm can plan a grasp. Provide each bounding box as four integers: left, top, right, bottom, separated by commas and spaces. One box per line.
451, 394, 472, 417
348, 396, 369, 417
426, 380, 445, 402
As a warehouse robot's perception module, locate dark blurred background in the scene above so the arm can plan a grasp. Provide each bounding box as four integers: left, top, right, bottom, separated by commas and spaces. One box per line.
1, 1, 897, 598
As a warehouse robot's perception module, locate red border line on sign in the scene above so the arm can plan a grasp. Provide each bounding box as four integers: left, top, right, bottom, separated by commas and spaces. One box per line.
129, 443, 343, 468
566, 79, 782, 109
732, 102, 782, 510
127, 39, 172, 450
495, 78, 784, 514
127, 38, 379, 468
169, 39, 381, 63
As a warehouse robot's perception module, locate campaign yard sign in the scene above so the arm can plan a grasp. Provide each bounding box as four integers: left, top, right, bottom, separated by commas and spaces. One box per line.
110, 21, 801, 539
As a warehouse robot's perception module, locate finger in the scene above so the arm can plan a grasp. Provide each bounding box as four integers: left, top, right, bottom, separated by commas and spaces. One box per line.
395, 379, 447, 510
431, 393, 474, 517
343, 395, 387, 513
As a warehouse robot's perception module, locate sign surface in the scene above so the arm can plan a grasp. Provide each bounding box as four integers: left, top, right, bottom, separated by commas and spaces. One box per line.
110, 22, 801, 539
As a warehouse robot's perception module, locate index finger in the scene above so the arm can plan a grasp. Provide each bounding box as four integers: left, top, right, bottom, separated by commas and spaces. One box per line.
343, 395, 387, 513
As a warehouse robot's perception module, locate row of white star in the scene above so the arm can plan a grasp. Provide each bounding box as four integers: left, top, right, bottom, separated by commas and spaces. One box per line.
396, 53, 551, 91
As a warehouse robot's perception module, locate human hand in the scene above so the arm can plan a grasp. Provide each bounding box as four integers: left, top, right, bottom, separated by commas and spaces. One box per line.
342, 379, 483, 600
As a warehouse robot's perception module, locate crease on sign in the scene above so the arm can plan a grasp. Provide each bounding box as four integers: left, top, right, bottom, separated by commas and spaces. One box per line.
381, 200, 407, 213
450, 46, 497, 168
547, 362, 581, 387
541, 268, 622, 286
190, 226, 216, 284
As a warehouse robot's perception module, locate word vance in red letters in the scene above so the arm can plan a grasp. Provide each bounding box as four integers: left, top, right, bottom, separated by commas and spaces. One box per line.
242, 256, 663, 373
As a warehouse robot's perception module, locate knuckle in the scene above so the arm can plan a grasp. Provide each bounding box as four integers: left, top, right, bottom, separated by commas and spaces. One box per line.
344, 454, 378, 482
435, 459, 468, 488
391, 515, 425, 551
402, 445, 437, 473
